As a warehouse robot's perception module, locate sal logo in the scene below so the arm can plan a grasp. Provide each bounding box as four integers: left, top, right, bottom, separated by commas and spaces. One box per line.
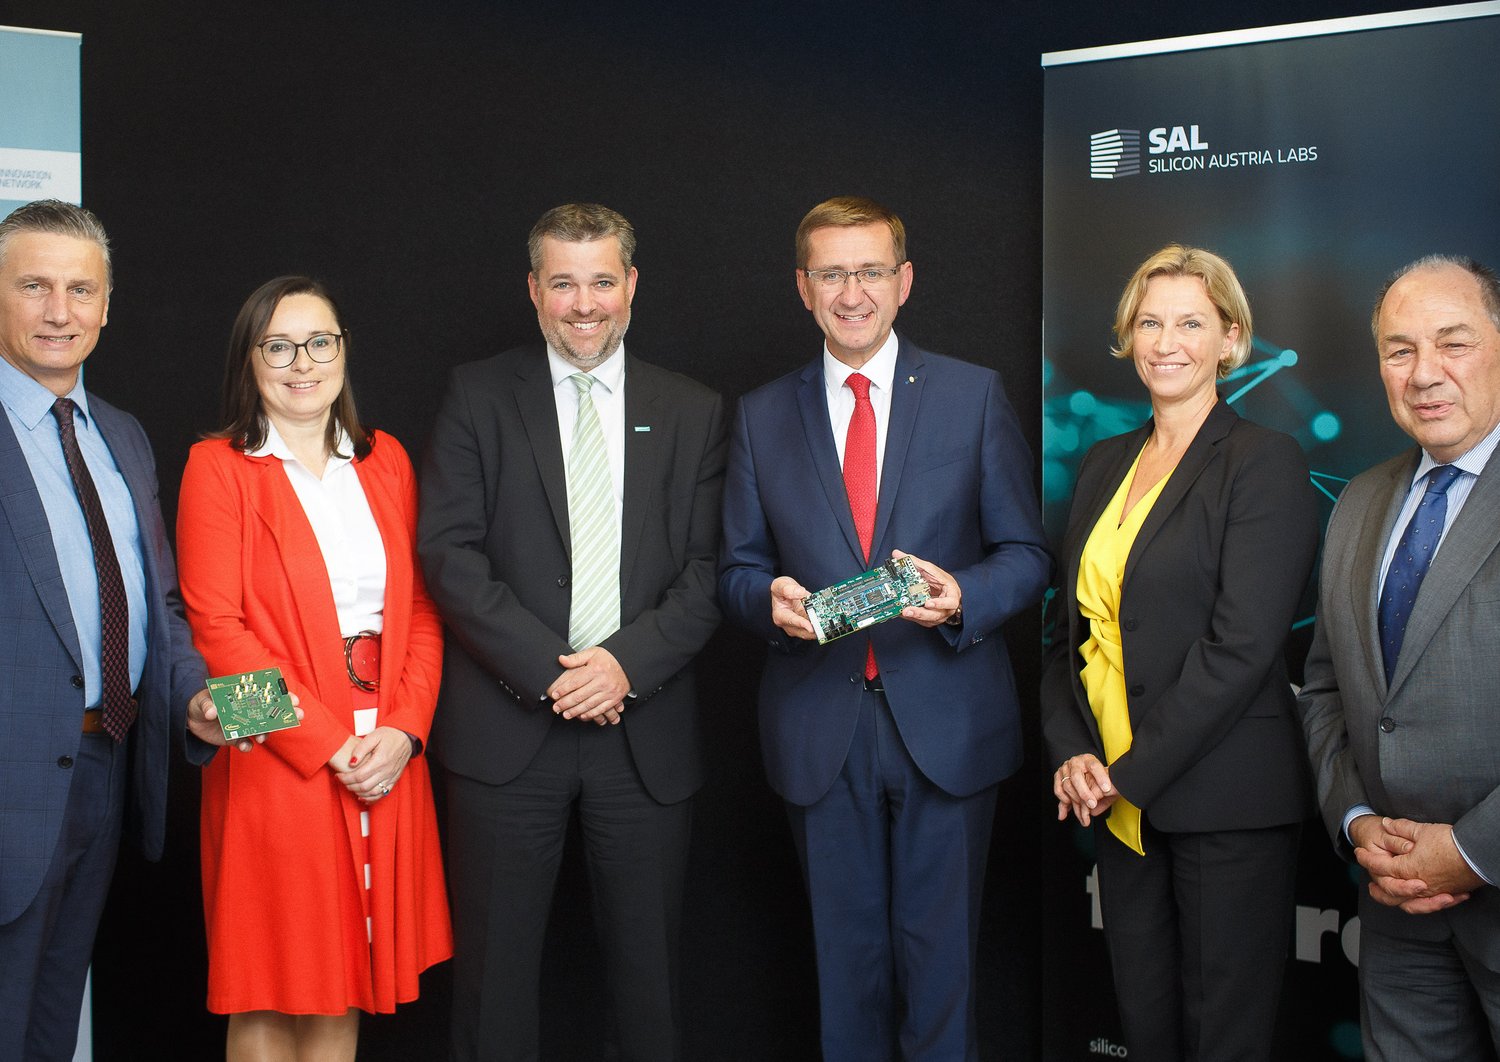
1089, 129, 1140, 179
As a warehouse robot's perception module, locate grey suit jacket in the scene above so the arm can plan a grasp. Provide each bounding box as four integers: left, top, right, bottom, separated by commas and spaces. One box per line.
0, 393, 209, 925
1300, 446, 1500, 965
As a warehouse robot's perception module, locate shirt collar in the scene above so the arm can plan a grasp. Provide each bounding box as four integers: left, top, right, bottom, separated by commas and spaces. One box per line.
247, 417, 354, 473
548, 344, 627, 396
1412, 417, 1500, 486
823, 330, 899, 398
0, 356, 90, 431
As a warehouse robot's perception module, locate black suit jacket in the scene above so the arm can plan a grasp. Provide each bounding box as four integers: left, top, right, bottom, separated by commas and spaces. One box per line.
417, 346, 726, 804
1042, 401, 1318, 830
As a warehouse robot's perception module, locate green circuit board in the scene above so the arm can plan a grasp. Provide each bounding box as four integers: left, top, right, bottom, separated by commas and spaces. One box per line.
804, 555, 931, 644
206, 667, 300, 741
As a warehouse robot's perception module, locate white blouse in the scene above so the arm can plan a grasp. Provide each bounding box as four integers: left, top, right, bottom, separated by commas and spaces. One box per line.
250, 420, 386, 637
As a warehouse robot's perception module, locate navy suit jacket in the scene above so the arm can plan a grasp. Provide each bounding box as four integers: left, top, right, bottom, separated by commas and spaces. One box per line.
0, 392, 208, 925
719, 336, 1050, 806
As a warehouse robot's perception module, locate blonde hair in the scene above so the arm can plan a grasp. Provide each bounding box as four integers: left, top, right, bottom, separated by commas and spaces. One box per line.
1112, 245, 1252, 378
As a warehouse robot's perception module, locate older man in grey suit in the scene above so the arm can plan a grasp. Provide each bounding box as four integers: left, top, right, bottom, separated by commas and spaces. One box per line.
1301, 254, 1500, 1061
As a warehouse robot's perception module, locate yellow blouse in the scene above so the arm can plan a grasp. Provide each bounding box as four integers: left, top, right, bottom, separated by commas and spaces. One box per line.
1076, 446, 1172, 856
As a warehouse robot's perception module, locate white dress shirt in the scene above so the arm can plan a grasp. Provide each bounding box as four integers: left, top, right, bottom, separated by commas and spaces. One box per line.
549, 345, 627, 528
822, 330, 899, 486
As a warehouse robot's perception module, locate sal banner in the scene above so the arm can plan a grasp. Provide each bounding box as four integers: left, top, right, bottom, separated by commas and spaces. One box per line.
0, 25, 82, 215
1041, 4, 1500, 1059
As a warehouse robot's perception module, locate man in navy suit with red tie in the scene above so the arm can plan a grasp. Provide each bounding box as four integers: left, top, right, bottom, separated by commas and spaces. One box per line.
719, 196, 1050, 1060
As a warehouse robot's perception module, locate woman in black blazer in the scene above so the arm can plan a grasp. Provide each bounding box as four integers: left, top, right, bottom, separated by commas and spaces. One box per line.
1041, 245, 1319, 1061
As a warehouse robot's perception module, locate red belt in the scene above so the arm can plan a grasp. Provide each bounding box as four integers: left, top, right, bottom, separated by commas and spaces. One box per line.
343, 631, 381, 692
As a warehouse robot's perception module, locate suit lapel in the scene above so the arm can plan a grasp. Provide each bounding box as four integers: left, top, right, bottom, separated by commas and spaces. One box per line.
1350, 454, 1417, 696
0, 410, 84, 671
514, 350, 570, 551
89, 400, 166, 663
353, 444, 409, 692
1122, 400, 1235, 590
1060, 429, 1147, 758
619, 355, 660, 600
869, 342, 925, 562
1390, 453, 1500, 694
1068, 428, 1149, 573
797, 360, 866, 565
243, 454, 347, 698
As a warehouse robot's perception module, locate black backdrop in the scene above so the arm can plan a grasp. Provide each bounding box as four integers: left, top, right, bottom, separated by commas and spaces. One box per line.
27, 1, 1415, 1058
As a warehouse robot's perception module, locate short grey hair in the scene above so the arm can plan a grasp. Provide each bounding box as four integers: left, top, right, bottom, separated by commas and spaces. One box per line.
0, 199, 112, 289
1372, 254, 1500, 339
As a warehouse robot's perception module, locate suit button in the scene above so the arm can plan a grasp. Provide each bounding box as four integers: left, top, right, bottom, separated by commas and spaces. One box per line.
71, 675, 85, 689
1129, 685, 1144, 696
557, 575, 569, 588
58, 756, 74, 769
1123, 619, 1138, 631
1379, 717, 1396, 733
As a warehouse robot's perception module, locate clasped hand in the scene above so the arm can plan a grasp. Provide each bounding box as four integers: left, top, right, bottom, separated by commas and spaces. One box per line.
548, 646, 630, 726
331, 726, 413, 804
1054, 753, 1117, 827
1352, 815, 1486, 914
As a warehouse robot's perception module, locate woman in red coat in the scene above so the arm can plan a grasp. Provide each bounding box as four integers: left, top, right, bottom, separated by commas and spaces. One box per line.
178, 276, 451, 1060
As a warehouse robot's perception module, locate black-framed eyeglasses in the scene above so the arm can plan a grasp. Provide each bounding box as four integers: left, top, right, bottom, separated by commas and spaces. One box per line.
256, 332, 345, 368
801, 265, 904, 289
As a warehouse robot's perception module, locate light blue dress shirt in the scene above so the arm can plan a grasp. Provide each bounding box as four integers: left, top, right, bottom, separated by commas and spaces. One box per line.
0, 357, 148, 706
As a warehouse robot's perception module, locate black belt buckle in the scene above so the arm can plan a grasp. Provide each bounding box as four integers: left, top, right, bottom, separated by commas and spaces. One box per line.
863, 674, 884, 693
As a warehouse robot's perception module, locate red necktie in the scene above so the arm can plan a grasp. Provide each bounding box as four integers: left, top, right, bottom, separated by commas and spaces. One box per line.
53, 398, 136, 742
843, 373, 879, 680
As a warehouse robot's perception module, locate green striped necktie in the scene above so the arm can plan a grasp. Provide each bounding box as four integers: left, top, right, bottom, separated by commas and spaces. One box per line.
566, 372, 620, 650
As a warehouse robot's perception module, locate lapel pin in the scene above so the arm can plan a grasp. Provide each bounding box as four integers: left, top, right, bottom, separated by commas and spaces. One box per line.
634, 426, 651, 432
907, 375, 916, 383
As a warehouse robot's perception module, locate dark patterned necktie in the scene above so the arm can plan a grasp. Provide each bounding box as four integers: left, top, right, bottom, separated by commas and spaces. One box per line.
52, 398, 135, 741
1378, 464, 1462, 686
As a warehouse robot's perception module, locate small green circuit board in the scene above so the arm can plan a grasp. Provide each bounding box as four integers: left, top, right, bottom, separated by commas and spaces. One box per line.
206, 667, 300, 741
804, 555, 931, 644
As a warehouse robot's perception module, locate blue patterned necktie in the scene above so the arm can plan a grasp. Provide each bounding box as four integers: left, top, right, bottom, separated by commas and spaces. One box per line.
1378, 464, 1462, 685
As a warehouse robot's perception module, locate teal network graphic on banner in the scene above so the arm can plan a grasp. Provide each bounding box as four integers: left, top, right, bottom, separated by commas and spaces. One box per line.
0, 25, 82, 215
1041, 5, 1500, 1059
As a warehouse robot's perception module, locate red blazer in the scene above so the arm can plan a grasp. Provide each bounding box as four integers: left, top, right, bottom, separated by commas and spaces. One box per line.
178, 431, 450, 1014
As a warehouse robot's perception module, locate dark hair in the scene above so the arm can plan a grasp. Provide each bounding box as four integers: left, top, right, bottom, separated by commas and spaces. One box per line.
210, 276, 370, 460
0, 198, 112, 289
528, 203, 636, 274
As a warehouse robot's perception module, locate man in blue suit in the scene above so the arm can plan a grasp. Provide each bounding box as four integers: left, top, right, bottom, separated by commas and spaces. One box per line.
0, 200, 226, 1060
719, 196, 1049, 1060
